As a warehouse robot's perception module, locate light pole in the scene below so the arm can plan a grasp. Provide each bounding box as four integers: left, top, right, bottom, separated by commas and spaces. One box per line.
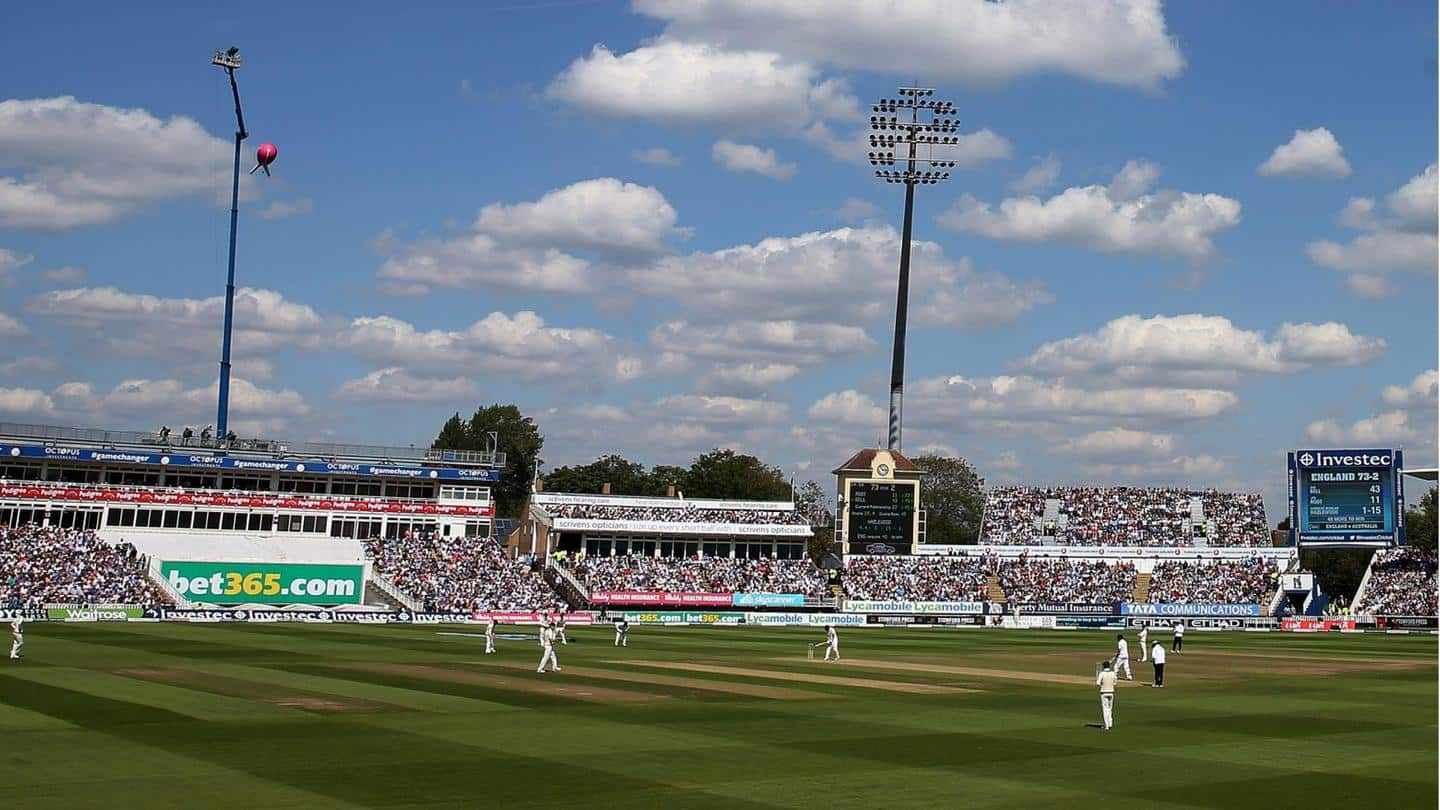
211, 46, 247, 444
869, 85, 958, 451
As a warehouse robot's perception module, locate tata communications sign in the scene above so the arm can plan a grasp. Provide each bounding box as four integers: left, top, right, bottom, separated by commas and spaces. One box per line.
1288, 449, 1404, 547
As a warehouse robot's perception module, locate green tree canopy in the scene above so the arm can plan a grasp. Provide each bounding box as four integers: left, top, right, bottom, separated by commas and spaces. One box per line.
912, 454, 985, 545
681, 449, 791, 500
432, 404, 542, 519
1404, 487, 1437, 553
543, 455, 654, 496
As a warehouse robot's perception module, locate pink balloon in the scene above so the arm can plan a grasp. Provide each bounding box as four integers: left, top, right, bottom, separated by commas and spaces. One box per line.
256, 143, 278, 166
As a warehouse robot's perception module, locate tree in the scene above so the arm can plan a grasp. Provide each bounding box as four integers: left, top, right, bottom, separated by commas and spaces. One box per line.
1300, 548, 1373, 602
912, 454, 985, 545
432, 404, 543, 519
1404, 487, 1437, 553
543, 455, 651, 496
647, 465, 688, 496
794, 480, 833, 524
681, 449, 791, 501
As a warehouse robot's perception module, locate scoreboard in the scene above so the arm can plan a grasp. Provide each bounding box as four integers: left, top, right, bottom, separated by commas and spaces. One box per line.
845, 481, 917, 555
1288, 449, 1404, 547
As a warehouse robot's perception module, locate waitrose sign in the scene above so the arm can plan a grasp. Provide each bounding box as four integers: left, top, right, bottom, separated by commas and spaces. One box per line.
161, 561, 365, 605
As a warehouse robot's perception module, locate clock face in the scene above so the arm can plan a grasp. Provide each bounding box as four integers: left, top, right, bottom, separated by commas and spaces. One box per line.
876, 463, 890, 477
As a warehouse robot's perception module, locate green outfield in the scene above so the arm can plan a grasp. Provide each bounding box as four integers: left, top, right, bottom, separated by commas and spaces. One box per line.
1, 623, 1435, 809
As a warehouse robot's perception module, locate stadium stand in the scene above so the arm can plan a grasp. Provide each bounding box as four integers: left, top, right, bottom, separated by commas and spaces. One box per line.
569, 554, 828, 596
979, 485, 1268, 546
363, 533, 559, 613
544, 503, 809, 526
843, 555, 990, 601
995, 558, 1136, 605
1148, 557, 1279, 605
1, 524, 170, 607
1354, 548, 1438, 617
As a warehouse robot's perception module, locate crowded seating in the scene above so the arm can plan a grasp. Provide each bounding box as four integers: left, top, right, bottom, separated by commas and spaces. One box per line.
571, 554, 827, 596
1200, 490, 1269, 546
1, 524, 169, 606
1148, 558, 1278, 605
543, 503, 809, 526
1060, 487, 1188, 545
363, 532, 559, 612
996, 558, 1135, 605
1355, 548, 1438, 616
842, 556, 989, 601
979, 487, 1046, 543
980, 486, 1267, 546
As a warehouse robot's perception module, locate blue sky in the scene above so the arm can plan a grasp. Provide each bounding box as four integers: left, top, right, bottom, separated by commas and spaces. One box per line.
0, 0, 1435, 515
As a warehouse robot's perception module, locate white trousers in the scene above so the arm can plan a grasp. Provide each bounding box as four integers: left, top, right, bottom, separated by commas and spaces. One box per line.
484, 634, 495, 654
824, 640, 839, 660
1100, 693, 1114, 729
1115, 656, 1132, 679
557, 629, 567, 645
537, 645, 559, 672
615, 630, 627, 647
1139, 643, 1148, 661
9, 638, 20, 658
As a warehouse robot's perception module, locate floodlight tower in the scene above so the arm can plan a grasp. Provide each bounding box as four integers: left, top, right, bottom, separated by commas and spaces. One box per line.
868, 86, 958, 451
211, 46, 247, 444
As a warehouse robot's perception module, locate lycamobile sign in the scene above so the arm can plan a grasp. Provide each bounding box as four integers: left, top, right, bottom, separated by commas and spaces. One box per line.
161, 561, 364, 605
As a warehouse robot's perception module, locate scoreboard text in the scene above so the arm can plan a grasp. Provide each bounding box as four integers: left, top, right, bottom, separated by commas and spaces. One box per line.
845, 481, 917, 555
1288, 449, 1404, 547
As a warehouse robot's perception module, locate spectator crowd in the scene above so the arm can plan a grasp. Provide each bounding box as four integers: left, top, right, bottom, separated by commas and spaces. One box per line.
1148, 557, 1278, 605
543, 503, 809, 526
1355, 548, 1437, 617
980, 486, 1267, 547
843, 556, 990, 601
2, 524, 169, 607
996, 558, 1136, 605
570, 554, 827, 596
364, 532, 558, 613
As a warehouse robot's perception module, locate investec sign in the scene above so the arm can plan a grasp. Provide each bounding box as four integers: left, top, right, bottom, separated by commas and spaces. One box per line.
1294, 450, 1393, 468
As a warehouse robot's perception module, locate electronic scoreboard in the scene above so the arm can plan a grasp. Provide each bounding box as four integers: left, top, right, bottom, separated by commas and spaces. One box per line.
845, 480, 917, 555
1287, 448, 1404, 547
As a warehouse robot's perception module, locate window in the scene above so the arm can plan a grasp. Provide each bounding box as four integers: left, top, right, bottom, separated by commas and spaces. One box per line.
163, 510, 179, 528
177, 512, 192, 529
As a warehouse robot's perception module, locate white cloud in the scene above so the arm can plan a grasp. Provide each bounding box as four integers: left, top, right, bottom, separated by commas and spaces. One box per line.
548, 40, 853, 128
632, 147, 681, 166
27, 286, 331, 365
473, 177, 679, 260
627, 224, 1050, 329
0, 248, 33, 286
1306, 163, 1438, 297
712, 140, 796, 179
654, 394, 787, 425
697, 362, 802, 395
0, 313, 28, 338
635, 0, 1185, 89
258, 198, 314, 220
906, 374, 1240, 431
37, 265, 85, 285
346, 311, 644, 388
808, 121, 1011, 167
1061, 428, 1175, 461
1307, 369, 1438, 463
1257, 128, 1351, 178
1018, 314, 1385, 384
376, 234, 589, 295
1011, 155, 1061, 193
0, 97, 242, 230
807, 389, 886, 427
335, 368, 481, 404
941, 163, 1242, 262
0, 376, 308, 434
651, 320, 874, 366
1107, 160, 1161, 202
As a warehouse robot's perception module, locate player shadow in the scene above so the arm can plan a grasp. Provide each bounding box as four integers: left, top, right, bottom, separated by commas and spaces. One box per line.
1083, 722, 1107, 729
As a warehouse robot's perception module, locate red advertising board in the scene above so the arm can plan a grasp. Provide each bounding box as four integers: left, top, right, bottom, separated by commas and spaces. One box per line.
0, 484, 492, 517
1281, 617, 1357, 631
472, 611, 597, 625
589, 591, 735, 607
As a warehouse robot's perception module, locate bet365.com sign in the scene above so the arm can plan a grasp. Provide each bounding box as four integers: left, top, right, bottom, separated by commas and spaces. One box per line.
161, 561, 365, 605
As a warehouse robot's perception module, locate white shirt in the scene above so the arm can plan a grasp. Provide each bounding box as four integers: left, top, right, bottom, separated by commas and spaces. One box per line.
1174, 624, 1185, 637
1139, 628, 1149, 643
827, 626, 837, 642
1096, 670, 1117, 694
1152, 644, 1166, 664
485, 620, 495, 635
540, 627, 554, 647
10, 618, 21, 636
1116, 639, 1129, 658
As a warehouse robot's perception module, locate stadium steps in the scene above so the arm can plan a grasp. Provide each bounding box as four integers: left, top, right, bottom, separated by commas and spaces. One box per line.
543, 566, 589, 611
1133, 573, 1152, 602
986, 575, 1006, 603
364, 581, 409, 611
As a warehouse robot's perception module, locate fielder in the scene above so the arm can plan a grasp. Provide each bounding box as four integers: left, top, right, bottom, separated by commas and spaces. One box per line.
1172, 621, 1185, 652
1096, 660, 1117, 730
536, 621, 561, 673
9, 617, 22, 660
1138, 625, 1149, 662
823, 624, 840, 661
1112, 633, 1133, 680
614, 618, 629, 647
484, 616, 496, 654
555, 614, 568, 645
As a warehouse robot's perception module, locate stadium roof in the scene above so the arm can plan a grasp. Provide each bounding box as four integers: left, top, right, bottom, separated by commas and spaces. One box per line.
1404, 467, 1438, 481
